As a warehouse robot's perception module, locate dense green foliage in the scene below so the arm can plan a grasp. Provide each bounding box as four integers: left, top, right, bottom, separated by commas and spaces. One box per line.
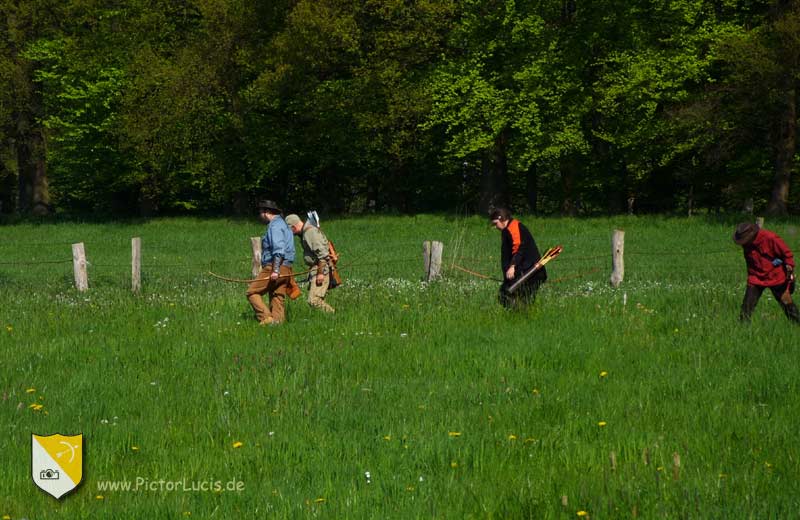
2, 215, 800, 517
1, 1, 799, 216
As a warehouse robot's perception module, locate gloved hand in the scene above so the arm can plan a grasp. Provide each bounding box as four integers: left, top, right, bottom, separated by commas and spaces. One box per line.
270, 257, 282, 280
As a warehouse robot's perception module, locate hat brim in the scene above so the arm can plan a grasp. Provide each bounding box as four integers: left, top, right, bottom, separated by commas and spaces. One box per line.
733, 229, 757, 245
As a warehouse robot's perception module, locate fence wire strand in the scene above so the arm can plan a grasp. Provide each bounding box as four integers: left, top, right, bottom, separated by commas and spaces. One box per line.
0, 235, 757, 291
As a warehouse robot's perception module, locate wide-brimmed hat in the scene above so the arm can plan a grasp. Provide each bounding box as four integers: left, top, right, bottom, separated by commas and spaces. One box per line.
285, 214, 301, 227
733, 222, 758, 245
256, 199, 282, 213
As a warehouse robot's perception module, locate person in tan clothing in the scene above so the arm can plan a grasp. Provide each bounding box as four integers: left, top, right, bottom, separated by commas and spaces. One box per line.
286, 214, 336, 313
246, 200, 297, 325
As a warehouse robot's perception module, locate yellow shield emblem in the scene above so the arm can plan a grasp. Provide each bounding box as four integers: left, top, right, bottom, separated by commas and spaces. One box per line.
31, 433, 83, 499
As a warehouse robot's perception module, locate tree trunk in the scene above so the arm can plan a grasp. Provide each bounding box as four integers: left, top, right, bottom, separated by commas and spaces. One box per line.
766, 87, 796, 216
16, 122, 50, 216
525, 162, 538, 213
0, 158, 15, 214
560, 157, 578, 216
479, 130, 510, 213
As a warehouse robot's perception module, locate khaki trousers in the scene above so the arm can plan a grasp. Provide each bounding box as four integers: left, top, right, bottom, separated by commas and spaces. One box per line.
307, 266, 335, 313
246, 265, 292, 324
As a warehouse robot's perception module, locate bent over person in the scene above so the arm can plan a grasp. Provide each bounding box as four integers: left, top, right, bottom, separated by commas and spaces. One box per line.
285, 214, 336, 313
733, 222, 799, 324
246, 200, 296, 325
490, 207, 547, 308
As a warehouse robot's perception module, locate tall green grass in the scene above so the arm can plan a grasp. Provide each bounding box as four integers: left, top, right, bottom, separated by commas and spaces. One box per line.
1, 215, 799, 518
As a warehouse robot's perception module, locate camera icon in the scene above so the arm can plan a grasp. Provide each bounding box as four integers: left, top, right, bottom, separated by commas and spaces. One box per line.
40, 469, 60, 480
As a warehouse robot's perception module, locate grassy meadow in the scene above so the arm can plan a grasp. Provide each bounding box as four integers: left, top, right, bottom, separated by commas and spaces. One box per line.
1, 214, 799, 518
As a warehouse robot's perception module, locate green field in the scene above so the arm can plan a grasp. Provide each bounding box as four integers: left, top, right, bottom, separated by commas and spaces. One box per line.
1, 215, 799, 518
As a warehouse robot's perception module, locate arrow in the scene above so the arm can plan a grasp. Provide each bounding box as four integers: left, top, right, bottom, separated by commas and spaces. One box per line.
505, 245, 563, 294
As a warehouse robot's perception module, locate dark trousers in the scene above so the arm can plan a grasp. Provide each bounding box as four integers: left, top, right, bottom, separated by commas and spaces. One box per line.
499, 275, 546, 309
740, 283, 800, 323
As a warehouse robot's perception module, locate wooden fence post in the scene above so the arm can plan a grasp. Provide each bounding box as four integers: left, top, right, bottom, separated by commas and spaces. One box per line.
131, 237, 141, 293
251, 237, 262, 277
756, 216, 764, 229
423, 240, 443, 281
610, 229, 625, 288
72, 242, 88, 292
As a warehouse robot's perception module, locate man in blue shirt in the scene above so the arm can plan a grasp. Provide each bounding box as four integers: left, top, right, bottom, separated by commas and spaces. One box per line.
246, 200, 297, 325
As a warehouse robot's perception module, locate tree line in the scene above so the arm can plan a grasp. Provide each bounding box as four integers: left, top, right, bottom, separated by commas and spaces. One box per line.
1, 0, 798, 217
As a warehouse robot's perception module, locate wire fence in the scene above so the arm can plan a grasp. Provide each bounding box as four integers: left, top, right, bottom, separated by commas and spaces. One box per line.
0, 230, 759, 293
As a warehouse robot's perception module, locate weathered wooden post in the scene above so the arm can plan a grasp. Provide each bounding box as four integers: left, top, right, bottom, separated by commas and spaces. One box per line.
610, 229, 625, 288
756, 216, 764, 229
72, 242, 88, 292
131, 237, 142, 293
423, 240, 443, 281
251, 237, 262, 277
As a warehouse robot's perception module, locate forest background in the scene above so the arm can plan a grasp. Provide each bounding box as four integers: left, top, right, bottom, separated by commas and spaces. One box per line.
1, 0, 799, 218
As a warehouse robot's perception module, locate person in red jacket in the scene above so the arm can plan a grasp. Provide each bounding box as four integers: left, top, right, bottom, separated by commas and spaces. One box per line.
490, 207, 547, 308
733, 222, 799, 323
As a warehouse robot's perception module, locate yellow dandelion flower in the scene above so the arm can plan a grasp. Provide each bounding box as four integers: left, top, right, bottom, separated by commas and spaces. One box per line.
508, 434, 517, 441
232, 441, 243, 448
577, 511, 588, 517
3, 515, 11, 520
532, 388, 540, 395
719, 473, 728, 478
765, 462, 773, 469
448, 431, 461, 437
131, 446, 139, 452
383, 435, 391, 441
450, 461, 458, 468
30, 404, 44, 411
6, 325, 12, 332
406, 485, 415, 492
183, 512, 191, 516
314, 498, 326, 504
95, 495, 104, 500
656, 466, 664, 472
25, 388, 35, 393
524, 438, 537, 444
597, 421, 607, 427
599, 371, 608, 378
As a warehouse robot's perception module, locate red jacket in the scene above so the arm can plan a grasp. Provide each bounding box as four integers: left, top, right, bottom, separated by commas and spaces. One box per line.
743, 229, 795, 286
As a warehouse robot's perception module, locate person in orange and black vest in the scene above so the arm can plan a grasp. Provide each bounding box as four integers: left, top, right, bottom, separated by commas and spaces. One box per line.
733, 222, 799, 324
490, 207, 547, 308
